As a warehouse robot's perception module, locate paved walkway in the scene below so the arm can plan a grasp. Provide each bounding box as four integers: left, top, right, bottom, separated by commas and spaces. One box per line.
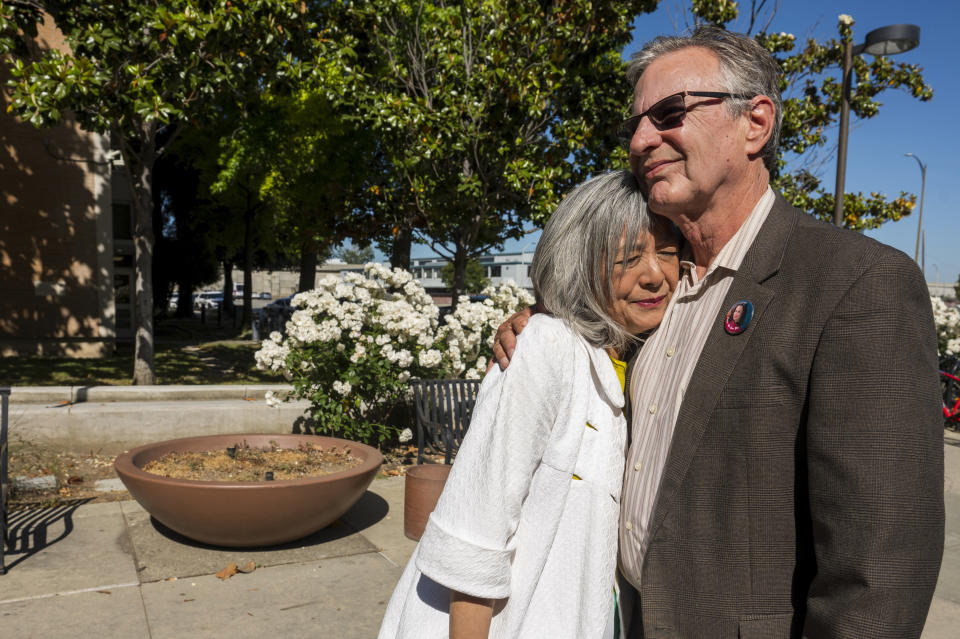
2, 435, 959, 638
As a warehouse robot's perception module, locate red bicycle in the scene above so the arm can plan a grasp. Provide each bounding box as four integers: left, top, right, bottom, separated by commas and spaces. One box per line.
942, 357, 960, 430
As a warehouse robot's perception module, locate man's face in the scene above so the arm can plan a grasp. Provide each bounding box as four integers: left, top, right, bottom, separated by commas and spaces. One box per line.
627, 47, 748, 222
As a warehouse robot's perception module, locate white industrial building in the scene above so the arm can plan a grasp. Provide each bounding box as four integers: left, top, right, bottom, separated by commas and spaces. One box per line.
410, 251, 534, 291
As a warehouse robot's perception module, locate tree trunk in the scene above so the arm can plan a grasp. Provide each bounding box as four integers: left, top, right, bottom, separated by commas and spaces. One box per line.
176, 281, 194, 318
391, 227, 412, 271
450, 244, 468, 311
222, 259, 235, 315
298, 235, 319, 292
242, 205, 254, 328
127, 126, 157, 385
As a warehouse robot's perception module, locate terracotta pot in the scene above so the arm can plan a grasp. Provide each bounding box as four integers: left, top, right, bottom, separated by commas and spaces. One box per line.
403, 463, 451, 541
114, 433, 382, 547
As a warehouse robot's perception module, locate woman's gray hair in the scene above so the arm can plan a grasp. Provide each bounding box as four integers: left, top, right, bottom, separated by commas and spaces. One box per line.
530, 170, 649, 354
626, 26, 783, 173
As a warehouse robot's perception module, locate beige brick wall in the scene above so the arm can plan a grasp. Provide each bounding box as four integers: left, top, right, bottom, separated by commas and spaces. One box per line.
0, 14, 115, 357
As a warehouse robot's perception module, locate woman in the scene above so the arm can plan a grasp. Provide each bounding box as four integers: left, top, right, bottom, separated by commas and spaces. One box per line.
724, 301, 750, 334
378, 170, 681, 639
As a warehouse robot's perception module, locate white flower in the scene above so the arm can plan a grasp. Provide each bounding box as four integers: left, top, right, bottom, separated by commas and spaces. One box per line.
399, 428, 413, 443
395, 349, 413, 368
332, 380, 352, 396
264, 390, 282, 408
418, 349, 443, 368
948, 337, 960, 356
838, 14, 854, 26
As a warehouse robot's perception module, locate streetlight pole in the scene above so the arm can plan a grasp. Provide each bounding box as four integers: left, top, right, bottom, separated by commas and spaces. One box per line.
905, 152, 927, 265
832, 23, 920, 227
833, 39, 854, 227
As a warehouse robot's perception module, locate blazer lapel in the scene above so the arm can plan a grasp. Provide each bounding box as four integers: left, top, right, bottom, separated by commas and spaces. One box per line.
646, 196, 800, 539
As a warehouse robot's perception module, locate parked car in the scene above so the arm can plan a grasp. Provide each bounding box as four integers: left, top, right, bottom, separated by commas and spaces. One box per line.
263, 295, 293, 310
259, 292, 272, 300
194, 291, 224, 310
257, 295, 295, 335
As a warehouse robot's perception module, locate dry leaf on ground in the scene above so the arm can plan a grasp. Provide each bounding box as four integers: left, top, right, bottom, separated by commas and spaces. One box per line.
216, 563, 238, 580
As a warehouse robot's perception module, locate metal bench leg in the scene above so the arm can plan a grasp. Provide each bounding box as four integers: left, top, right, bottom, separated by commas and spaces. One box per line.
1, 387, 9, 575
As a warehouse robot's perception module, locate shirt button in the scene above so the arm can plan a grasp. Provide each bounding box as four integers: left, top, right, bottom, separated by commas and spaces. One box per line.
666, 346, 675, 357
648, 403, 657, 414
634, 462, 642, 471
625, 521, 633, 531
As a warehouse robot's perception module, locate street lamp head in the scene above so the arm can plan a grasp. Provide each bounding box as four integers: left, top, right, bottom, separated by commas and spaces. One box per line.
862, 24, 920, 56
905, 152, 926, 171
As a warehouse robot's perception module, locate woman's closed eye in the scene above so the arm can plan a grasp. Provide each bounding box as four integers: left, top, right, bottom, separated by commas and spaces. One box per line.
657, 249, 680, 260
615, 253, 643, 268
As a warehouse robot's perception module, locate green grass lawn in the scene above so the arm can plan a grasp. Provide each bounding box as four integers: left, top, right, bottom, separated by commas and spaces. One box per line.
0, 318, 285, 386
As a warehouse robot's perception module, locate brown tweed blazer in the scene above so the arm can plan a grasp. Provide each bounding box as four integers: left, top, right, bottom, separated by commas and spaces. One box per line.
625, 194, 944, 638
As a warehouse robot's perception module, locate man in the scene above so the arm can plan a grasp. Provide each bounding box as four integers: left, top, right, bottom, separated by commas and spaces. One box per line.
494, 27, 943, 637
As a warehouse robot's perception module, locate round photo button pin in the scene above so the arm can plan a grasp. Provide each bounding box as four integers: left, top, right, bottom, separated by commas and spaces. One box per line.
724, 300, 753, 335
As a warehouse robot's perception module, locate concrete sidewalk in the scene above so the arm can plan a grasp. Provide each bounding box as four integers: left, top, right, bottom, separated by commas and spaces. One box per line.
0, 476, 417, 639
2, 435, 959, 638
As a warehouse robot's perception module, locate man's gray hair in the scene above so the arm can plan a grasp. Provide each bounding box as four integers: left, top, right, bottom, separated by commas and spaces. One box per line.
626, 26, 783, 173
530, 170, 650, 354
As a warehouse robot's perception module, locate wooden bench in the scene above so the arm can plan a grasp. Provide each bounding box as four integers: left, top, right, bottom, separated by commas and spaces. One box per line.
411, 379, 481, 464
1, 386, 10, 574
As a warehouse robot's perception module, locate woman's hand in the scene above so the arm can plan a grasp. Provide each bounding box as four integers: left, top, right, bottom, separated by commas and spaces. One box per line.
490, 304, 545, 370
450, 591, 495, 639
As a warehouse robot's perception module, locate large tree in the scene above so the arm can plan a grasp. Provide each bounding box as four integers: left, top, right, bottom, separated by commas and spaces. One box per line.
347, 0, 658, 305
1, 0, 319, 383
198, 29, 374, 301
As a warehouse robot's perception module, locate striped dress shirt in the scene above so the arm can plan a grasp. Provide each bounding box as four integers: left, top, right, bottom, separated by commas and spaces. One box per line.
618, 188, 775, 589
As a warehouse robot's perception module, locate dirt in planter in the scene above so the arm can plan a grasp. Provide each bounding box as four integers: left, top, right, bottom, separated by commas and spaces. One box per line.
7, 438, 435, 508
141, 440, 363, 482
6, 437, 125, 507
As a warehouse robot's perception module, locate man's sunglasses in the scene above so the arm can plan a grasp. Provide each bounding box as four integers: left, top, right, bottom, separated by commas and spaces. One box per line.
616, 91, 751, 146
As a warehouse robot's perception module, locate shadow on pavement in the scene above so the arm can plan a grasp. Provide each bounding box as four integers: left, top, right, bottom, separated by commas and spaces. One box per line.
3, 498, 93, 572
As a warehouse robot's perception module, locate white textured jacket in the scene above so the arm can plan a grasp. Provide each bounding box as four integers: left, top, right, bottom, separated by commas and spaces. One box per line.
378, 315, 627, 639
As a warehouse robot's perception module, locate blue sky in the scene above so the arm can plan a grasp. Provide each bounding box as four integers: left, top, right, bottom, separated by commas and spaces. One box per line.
403, 0, 958, 285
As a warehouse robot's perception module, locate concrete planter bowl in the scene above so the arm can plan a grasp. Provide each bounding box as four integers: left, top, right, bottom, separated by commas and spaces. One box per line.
114, 433, 383, 547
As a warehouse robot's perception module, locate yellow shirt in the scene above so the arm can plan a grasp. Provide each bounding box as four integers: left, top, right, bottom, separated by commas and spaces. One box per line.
608, 355, 626, 393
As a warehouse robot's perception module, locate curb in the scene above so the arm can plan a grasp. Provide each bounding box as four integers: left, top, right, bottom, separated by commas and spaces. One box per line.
7, 384, 295, 405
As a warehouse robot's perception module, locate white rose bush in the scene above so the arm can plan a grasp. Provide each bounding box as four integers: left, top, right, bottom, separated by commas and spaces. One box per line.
932, 296, 960, 360
437, 281, 535, 379
255, 264, 533, 445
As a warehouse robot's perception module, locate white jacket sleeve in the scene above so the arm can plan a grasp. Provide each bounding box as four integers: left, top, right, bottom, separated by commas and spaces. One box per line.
415, 317, 577, 599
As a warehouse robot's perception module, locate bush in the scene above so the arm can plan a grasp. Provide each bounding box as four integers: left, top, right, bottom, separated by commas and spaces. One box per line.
255, 264, 533, 445
932, 296, 960, 359
436, 280, 535, 379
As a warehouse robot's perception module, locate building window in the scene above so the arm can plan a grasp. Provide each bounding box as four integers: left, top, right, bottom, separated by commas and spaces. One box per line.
488, 265, 502, 278
112, 203, 133, 239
